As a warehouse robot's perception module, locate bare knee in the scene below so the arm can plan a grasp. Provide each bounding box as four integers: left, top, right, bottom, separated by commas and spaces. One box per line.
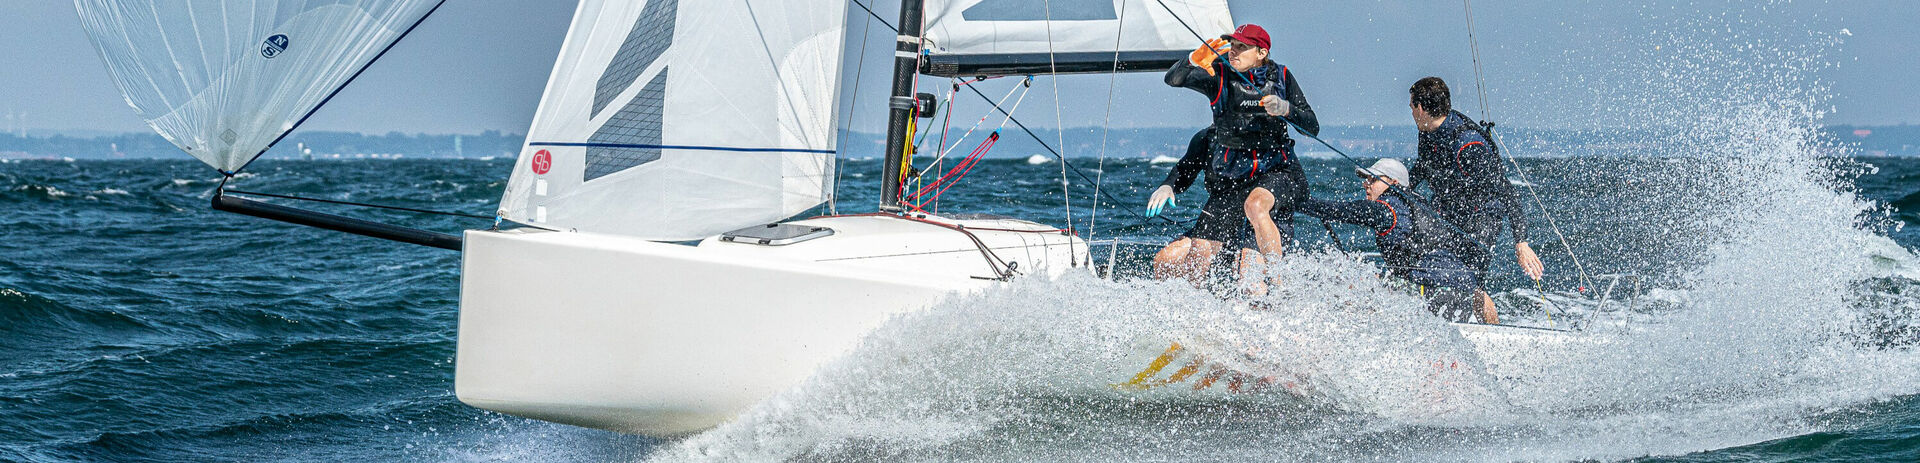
1243, 189, 1275, 222
1190, 239, 1222, 258
1154, 238, 1194, 265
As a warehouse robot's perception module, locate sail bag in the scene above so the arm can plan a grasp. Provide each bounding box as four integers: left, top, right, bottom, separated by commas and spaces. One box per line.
497, 0, 847, 241
76, 0, 444, 173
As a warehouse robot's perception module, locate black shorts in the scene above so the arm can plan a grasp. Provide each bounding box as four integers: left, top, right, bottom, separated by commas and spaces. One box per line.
1180, 191, 1254, 250
1180, 164, 1307, 251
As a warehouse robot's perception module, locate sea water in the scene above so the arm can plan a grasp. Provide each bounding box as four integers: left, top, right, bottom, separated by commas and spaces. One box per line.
9, 3, 1920, 462
1, 150, 1917, 461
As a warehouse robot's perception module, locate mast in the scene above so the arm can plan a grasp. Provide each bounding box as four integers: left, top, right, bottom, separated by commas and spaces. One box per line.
879, 0, 925, 210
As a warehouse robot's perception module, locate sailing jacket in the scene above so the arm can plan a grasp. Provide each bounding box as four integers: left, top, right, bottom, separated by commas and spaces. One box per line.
1165, 58, 1318, 179
1299, 192, 1480, 285
1409, 111, 1529, 244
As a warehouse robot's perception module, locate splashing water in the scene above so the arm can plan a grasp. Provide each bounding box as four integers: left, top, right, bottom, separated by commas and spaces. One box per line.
632, 2, 1920, 461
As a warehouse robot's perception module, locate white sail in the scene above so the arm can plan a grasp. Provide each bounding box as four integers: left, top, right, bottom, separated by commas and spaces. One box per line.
497, 0, 847, 241
922, 0, 1231, 57
75, 0, 443, 173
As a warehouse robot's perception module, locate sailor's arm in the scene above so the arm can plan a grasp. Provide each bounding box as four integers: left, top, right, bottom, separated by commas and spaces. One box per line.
1280, 69, 1319, 136
1466, 142, 1543, 279
1160, 129, 1212, 193
1165, 40, 1226, 94
1299, 198, 1393, 232
1464, 142, 1530, 243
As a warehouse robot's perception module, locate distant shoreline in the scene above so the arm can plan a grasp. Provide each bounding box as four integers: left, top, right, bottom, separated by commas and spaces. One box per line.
5, 124, 1917, 160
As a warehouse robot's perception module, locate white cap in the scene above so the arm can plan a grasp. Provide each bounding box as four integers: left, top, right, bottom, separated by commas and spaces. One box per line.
1355, 158, 1410, 185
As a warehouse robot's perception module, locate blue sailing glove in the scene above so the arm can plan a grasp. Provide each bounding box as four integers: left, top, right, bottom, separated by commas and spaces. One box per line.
1146, 185, 1176, 217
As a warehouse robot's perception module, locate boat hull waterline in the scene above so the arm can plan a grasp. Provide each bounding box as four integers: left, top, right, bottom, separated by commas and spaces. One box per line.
455, 213, 1600, 436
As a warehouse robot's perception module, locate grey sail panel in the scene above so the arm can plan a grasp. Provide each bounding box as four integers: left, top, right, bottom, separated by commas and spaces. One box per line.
591, 0, 677, 118
585, 70, 668, 182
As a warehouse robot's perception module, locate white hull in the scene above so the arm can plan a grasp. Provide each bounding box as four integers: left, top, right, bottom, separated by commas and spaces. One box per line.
456, 213, 1601, 436
456, 213, 1086, 436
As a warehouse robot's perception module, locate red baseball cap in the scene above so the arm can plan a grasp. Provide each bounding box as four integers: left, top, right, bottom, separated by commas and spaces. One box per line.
1221, 24, 1271, 50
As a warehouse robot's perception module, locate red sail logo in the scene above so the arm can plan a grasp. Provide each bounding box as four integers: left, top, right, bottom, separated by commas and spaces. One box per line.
531, 149, 552, 175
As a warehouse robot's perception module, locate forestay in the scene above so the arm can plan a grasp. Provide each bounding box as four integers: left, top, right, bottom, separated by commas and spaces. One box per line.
919, 0, 1231, 76
497, 0, 847, 241
75, 0, 443, 173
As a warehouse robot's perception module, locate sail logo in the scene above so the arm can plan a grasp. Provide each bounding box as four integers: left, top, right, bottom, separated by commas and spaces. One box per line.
531, 150, 552, 175
261, 34, 289, 59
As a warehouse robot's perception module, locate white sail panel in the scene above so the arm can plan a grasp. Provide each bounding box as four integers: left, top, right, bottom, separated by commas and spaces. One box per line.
497, 0, 846, 241
75, 0, 442, 173
922, 0, 1231, 57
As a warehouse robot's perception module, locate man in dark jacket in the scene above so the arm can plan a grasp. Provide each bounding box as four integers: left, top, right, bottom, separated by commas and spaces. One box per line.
1299, 159, 1491, 323
1407, 77, 1544, 315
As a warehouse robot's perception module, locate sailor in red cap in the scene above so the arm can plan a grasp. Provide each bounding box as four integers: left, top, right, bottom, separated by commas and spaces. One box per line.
1149, 23, 1320, 296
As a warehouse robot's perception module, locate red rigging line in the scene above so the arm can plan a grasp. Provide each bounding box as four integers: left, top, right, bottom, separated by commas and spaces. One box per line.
910, 131, 1000, 207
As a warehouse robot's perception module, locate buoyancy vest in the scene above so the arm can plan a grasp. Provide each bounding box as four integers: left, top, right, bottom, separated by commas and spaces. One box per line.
1206, 62, 1295, 178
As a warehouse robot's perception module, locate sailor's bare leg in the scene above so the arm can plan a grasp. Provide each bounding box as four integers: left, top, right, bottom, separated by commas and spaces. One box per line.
1237, 248, 1268, 297
1189, 239, 1223, 276
1476, 290, 1500, 324
1155, 238, 1223, 287
1244, 187, 1286, 288
1153, 238, 1195, 282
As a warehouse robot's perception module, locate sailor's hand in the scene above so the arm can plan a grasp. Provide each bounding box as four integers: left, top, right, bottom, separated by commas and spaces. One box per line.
1515, 242, 1544, 281
1262, 95, 1291, 117
1147, 185, 1176, 217
1189, 38, 1229, 75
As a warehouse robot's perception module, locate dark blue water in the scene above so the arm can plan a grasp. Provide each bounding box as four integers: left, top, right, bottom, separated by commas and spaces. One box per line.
2, 156, 1916, 462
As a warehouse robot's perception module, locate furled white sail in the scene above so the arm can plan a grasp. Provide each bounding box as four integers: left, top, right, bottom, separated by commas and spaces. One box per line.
75, 0, 443, 173
922, 0, 1231, 57
497, 0, 846, 241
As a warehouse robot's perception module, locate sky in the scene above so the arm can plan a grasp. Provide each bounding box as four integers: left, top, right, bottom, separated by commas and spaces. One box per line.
2, 0, 1915, 137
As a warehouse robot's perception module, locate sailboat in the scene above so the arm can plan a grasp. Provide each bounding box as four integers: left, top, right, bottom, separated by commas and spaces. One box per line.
77, 0, 1617, 437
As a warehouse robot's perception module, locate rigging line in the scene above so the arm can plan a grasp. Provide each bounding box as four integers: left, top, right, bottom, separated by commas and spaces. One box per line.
1043, 0, 1073, 261
911, 85, 1030, 203
1459, 0, 1595, 290
958, 81, 1173, 225
1149, 0, 1210, 54
849, 0, 898, 34
229, 0, 448, 176
1463, 0, 1492, 122
1321, 220, 1348, 253
222, 189, 493, 220
850, 0, 1154, 228
1090, 0, 1131, 248
834, 0, 881, 214
929, 80, 961, 211
921, 80, 1025, 169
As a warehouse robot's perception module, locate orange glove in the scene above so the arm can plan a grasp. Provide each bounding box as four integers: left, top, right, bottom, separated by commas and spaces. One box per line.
1188, 38, 1229, 75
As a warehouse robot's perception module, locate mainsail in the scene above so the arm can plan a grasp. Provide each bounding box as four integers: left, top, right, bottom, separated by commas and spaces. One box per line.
75, 0, 444, 173
497, 0, 848, 241
918, 0, 1232, 76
